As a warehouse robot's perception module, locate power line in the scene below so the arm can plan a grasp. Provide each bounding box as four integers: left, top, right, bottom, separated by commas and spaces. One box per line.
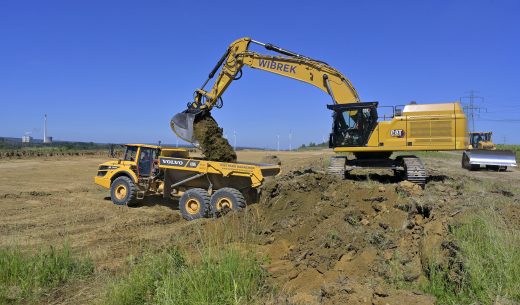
461, 90, 485, 132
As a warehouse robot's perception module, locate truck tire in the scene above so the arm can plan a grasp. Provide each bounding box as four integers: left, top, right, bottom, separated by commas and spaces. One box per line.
209, 187, 246, 217
111, 176, 137, 206
179, 188, 210, 221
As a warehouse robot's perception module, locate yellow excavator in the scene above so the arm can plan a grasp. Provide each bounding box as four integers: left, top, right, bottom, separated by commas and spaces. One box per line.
171, 37, 467, 186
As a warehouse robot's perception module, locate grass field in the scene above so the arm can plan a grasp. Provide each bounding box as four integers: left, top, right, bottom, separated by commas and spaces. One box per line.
423, 210, 520, 304
0, 149, 519, 304
0, 244, 93, 304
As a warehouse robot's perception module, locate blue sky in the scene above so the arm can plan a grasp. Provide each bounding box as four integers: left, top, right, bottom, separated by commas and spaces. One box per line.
1, 0, 519, 148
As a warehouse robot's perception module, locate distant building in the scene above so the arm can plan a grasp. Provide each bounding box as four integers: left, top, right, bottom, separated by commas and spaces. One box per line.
22, 135, 33, 143
44, 136, 53, 143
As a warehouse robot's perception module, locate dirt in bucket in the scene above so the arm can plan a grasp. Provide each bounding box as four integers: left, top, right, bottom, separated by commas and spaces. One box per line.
193, 113, 237, 162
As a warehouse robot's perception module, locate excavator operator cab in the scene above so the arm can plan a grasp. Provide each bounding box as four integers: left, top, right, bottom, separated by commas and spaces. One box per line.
328, 102, 378, 148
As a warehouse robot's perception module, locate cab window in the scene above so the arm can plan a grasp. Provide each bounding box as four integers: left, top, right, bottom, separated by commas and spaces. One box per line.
342, 110, 358, 129
332, 107, 378, 147
123, 146, 138, 161
138, 148, 157, 177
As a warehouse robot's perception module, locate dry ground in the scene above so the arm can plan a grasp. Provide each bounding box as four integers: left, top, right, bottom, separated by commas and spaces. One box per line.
0, 150, 519, 304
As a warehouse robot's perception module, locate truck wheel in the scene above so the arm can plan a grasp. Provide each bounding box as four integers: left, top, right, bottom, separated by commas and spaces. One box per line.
210, 188, 246, 217
179, 188, 210, 221
111, 176, 137, 206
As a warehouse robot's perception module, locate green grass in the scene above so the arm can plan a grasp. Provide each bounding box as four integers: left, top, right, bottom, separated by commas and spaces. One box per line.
104, 247, 185, 305
0, 244, 94, 304
496, 144, 520, 152
421, 212, 520, 304
496, 144, 520, 161
104, 246, 266, 305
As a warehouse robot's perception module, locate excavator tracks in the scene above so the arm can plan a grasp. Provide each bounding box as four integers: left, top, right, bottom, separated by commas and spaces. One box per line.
400, 156, 427, 186
327, 156, 346, 177
327, 155, 427, 187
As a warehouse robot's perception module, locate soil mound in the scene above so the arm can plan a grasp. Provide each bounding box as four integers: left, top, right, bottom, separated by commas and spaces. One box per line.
251, 170, 441, 304
193, 114, 237, 162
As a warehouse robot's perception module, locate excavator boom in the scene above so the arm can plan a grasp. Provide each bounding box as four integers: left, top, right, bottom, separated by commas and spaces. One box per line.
171, 37, 360, 143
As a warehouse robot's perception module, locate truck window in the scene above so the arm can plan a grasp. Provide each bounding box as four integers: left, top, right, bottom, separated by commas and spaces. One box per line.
124, 146, 138, 161
138, 148, 156, 177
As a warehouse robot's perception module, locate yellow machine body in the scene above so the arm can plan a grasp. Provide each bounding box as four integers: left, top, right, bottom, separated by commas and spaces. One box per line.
333, 103, 467, 153
94, 144, 281, 220
171, 37, 467, 155
95, 144, 280, 194
94, 144, 165, 189
467, 132, 496, 150
167, 37, 470, 185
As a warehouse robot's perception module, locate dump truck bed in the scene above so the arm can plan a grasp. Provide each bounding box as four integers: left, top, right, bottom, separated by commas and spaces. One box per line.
159, 156, 281, 188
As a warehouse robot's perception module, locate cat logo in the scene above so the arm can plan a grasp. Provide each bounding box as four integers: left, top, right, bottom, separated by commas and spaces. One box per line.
390, 129, 405, 138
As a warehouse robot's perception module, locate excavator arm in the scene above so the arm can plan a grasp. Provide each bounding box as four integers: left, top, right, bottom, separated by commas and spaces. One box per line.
171, 37, 360, 142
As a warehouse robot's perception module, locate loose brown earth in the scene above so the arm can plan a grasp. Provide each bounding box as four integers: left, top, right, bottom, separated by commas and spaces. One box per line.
1, 150, 519, 304
192, 114, 237, 162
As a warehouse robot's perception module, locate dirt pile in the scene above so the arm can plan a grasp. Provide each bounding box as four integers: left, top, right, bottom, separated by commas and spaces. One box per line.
246, 162, 520, 305
245, 169, 458, 304
193, 114, 237, 162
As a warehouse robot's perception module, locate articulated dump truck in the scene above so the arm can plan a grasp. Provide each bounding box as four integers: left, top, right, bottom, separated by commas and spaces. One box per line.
94, 144, 280, 220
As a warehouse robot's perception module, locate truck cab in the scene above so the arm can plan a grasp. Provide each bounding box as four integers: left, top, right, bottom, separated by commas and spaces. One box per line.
95, 144, 160, 187
95, 144, 187, 206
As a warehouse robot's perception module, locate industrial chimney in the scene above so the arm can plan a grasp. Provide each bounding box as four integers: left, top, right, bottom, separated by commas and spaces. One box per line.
43, 114, 52, 144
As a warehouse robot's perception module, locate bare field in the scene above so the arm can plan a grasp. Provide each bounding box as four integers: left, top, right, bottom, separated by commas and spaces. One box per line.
1, 150, 519, 304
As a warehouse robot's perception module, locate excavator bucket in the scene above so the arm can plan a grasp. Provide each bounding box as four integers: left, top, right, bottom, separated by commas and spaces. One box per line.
170, 110, 199, 144
462, 149, 517, 170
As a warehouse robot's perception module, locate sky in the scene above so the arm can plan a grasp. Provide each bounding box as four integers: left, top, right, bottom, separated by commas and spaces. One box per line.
1, 0, 520, 148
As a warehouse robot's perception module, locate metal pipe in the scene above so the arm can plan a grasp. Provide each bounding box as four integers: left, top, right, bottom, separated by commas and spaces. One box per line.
250, 39, 266, 47
201, 48, 231, 89
323, 74, 337, 104
170, 172, 206, 188
251, 38, 328, 65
